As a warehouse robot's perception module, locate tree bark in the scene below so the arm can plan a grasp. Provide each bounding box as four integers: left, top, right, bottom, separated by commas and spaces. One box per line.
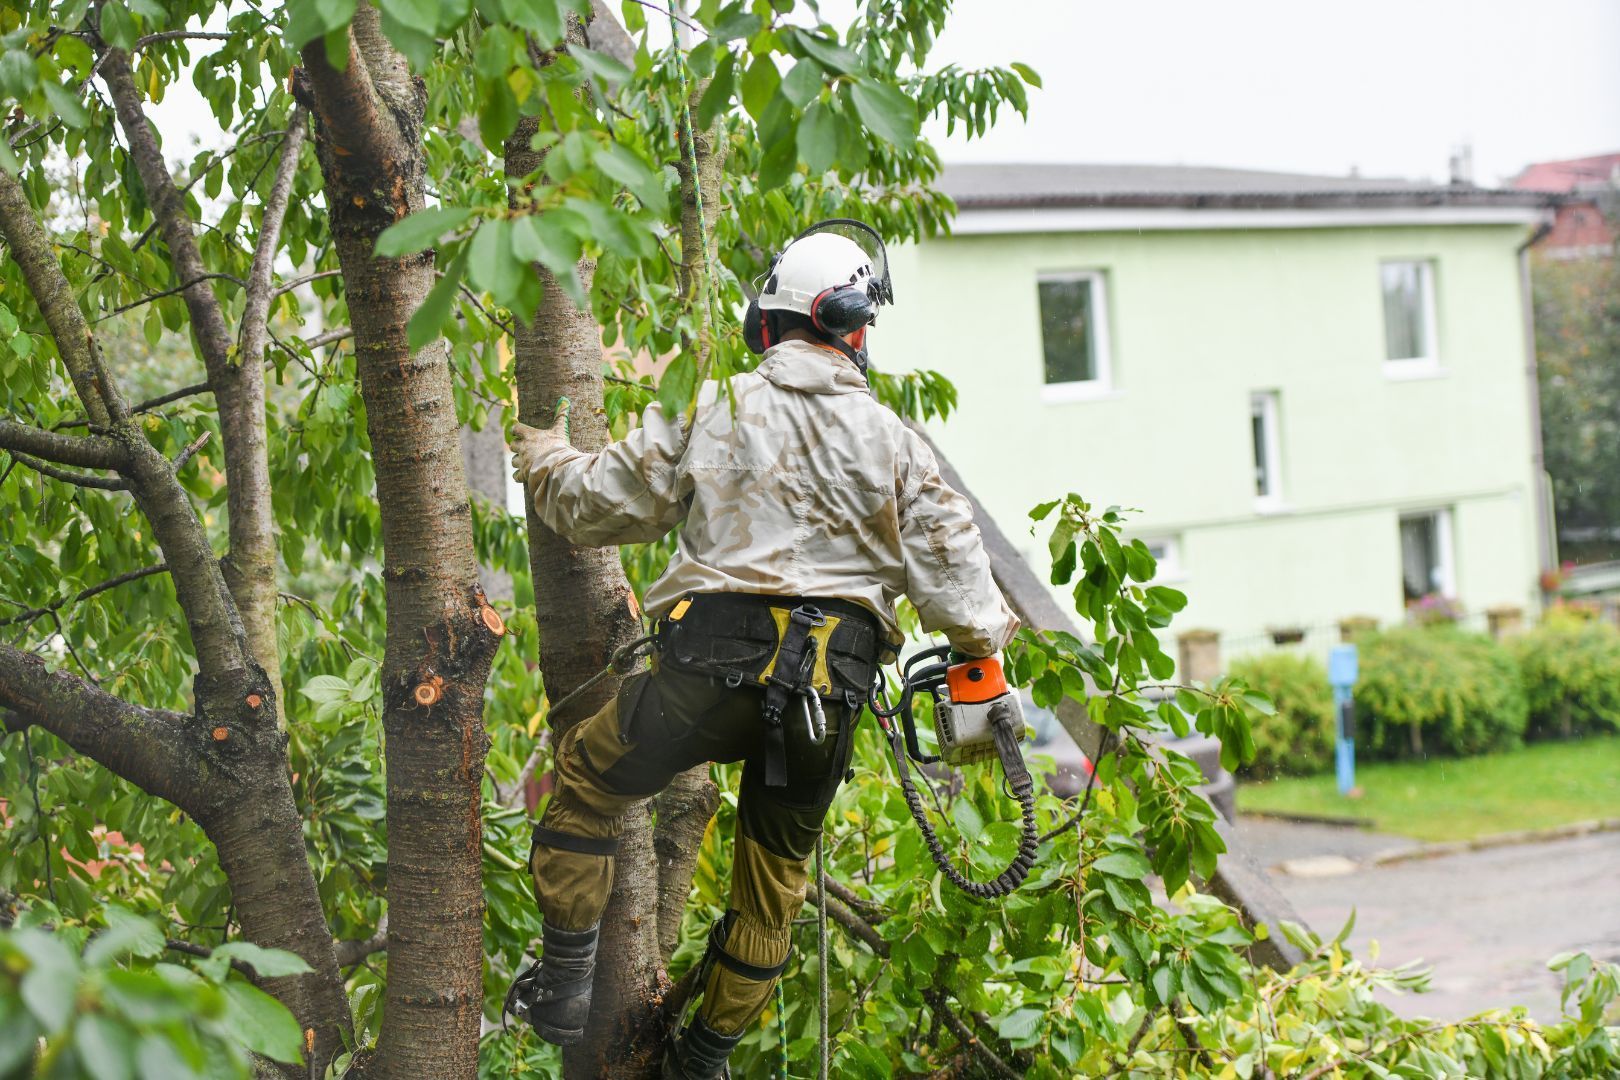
101, 50, 286, 721
0, 164, 351, 1074
299, 11, 504, 1077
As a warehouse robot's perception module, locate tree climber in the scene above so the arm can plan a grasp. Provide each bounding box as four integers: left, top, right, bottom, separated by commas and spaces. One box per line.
504, 219, 1019, 1079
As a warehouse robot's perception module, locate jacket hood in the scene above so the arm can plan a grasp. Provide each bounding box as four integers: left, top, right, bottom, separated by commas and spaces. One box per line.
756, 339, 871, 396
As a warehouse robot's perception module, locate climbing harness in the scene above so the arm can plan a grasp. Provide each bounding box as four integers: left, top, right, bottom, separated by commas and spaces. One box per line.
869, 645, 1041, 899
653, 592, 885, 788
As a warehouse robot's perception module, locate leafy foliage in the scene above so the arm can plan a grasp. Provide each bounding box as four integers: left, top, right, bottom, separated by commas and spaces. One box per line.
1227, 652, 1336, 779
1353, 626, 1528, 760
1534, 248, 1620, 561
1512, 607, 1620, 740
1, 0, 1615, 1076
0, 904, 310, 1077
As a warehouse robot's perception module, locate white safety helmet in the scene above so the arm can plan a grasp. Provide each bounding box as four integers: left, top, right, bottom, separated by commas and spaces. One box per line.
744, 219, 894, 369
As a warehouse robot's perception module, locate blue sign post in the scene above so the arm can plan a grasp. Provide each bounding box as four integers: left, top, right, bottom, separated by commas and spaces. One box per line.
1328, 644, 1359, 796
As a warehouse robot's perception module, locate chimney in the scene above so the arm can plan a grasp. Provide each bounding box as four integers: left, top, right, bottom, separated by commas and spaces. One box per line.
1449, 143, 1475, 186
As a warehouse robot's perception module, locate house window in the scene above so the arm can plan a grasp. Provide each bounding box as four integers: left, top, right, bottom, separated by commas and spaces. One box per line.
1398, 509, 1455, 601
1380, 260, 1438, 370
1141, 536, 1184, 582
1037, 272, 1111, 396
1250, 391, 1283, 510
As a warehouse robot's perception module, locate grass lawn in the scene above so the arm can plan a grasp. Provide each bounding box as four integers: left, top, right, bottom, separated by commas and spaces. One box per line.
1236, 736, 1620, 842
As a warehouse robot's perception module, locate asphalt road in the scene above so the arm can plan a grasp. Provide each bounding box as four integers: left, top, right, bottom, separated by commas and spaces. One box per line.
1235, 819, 1620, 1023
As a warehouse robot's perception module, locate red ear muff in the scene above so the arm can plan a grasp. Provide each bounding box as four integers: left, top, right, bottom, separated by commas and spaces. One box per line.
743, 300, 769, 355
809, 284, 875, 337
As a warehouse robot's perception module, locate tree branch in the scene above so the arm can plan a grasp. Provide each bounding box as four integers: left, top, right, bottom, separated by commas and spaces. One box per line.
924, 990, 1021, 1080
0, 642, 202, 813
5, 451, 126, 491
271, 268, 340, 297
2, 564, 169, 628
296, 26, 403, 165
239, 109, 309, 373
55, 382, 213, 431
134, 31, 234, 48
806, 884, 889, 957
0, 420, 126, 469
334, 916, 388, 967
100, 49, 237, 375
94, 273, 245, 322
0, 167, 126, 425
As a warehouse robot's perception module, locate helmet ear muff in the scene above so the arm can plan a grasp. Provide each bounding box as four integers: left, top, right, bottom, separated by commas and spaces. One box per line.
809, 285, 876, 338
743, 300, 769, 355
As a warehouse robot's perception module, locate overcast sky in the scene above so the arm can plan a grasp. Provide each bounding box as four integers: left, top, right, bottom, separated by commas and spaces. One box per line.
921, 0, 1620, 186
151, 0, 1619, 187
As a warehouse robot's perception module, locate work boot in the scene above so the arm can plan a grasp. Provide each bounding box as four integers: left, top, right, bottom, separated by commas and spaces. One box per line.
504, 922, 599, 1045
661, 1014, 743, 1079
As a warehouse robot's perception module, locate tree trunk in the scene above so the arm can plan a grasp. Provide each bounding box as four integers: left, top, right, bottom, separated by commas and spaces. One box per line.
299, 11, 504, 1077
0, 165, 351, 1074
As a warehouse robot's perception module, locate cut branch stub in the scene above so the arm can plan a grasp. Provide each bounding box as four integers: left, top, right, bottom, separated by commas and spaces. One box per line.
413, 676, 445, 707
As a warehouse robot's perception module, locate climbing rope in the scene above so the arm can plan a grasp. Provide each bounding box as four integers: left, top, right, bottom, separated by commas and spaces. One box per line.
816, 831, 830, 1080
664, 6, 724, 399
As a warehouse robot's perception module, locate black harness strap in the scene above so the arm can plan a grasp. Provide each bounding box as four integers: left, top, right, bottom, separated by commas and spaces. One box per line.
531, 824, 620, 858
703, 912, 790, 984
759, 604, 825, 787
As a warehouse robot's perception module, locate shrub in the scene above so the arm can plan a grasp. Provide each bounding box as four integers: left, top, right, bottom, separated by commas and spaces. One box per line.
1227, 652, 1336, 779
1354, 626, 1528, 758
1511, 608, 1620, 739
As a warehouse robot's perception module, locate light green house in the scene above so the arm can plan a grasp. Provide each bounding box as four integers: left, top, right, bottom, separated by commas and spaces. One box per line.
884, 164, 1555, 659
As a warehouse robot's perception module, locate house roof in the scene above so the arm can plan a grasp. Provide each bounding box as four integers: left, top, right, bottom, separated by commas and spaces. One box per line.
1511, 153, 1620, 195
939, 162, 1555, 211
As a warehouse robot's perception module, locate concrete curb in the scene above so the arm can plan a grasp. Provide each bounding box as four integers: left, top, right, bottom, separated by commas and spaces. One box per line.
1368, 817, 1620, 867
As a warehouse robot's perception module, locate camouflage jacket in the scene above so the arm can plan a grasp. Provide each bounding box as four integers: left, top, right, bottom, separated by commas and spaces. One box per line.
524, 339, 1019, 657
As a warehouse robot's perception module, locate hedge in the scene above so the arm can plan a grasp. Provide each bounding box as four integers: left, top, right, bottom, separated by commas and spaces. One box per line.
1227, 652, 1335, 779
1511, 608, 1620, 739
1352, 626, 1528, 759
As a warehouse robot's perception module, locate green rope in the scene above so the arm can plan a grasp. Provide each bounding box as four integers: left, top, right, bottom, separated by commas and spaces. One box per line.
665, 9, 722, 400
776, 978, 788, 1080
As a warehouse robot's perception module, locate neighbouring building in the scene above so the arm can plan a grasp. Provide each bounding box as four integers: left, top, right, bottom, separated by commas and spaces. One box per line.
1513, 152, 1619, 260
884, 163, 1556, 658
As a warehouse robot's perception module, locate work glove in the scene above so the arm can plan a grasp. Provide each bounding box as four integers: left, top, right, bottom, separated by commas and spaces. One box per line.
509, 397, 571, 491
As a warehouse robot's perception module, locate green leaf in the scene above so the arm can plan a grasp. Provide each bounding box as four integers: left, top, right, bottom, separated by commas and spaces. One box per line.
377, 0, 438, 34
563, 198, 654, 260
791, 28, 858, 73
1091, 850, 1151, 878
795, 101, 839, 175
85, 906, 166, 966
135, 1032, 200, 1080
569, 45, 632, 87
17, 929, 79, 1031
1010, 61, 1042, 88
0, 51, 37, 100
99, 2, 139, 51
739, 54, 781, 121
849, 78, 918, 148
780, 59, 822, 109
75, 1014, 134, 1080
477, 75, 519, 151
1029, 499, 1060, 521
708, 8, 761, 40
285, 0, 358, 51
595, 143, 668, 216
512, 213, 587, 306
756, 122, 798, 190
223, 979, 305, 1064
694, 52, 736, 130
467, 218, 527, 310
299, 674, 351, 704
407, 248, 467, 350
504, 0, 565, 43
996, 1006, 1043, 1042
374, 206, 474, 258
212, 942, 314, 978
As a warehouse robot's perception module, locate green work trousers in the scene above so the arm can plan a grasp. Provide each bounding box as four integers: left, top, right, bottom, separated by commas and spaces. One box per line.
530, 662, 858, 1036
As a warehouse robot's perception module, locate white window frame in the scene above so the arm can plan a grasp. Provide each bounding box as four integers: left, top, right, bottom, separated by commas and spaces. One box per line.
1036, 270, 1114, 402
1398, 507, 1456, 600
1250, 390, 1285, 513
1380, 258, 1443, 379
1139, 536, 1185, 584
